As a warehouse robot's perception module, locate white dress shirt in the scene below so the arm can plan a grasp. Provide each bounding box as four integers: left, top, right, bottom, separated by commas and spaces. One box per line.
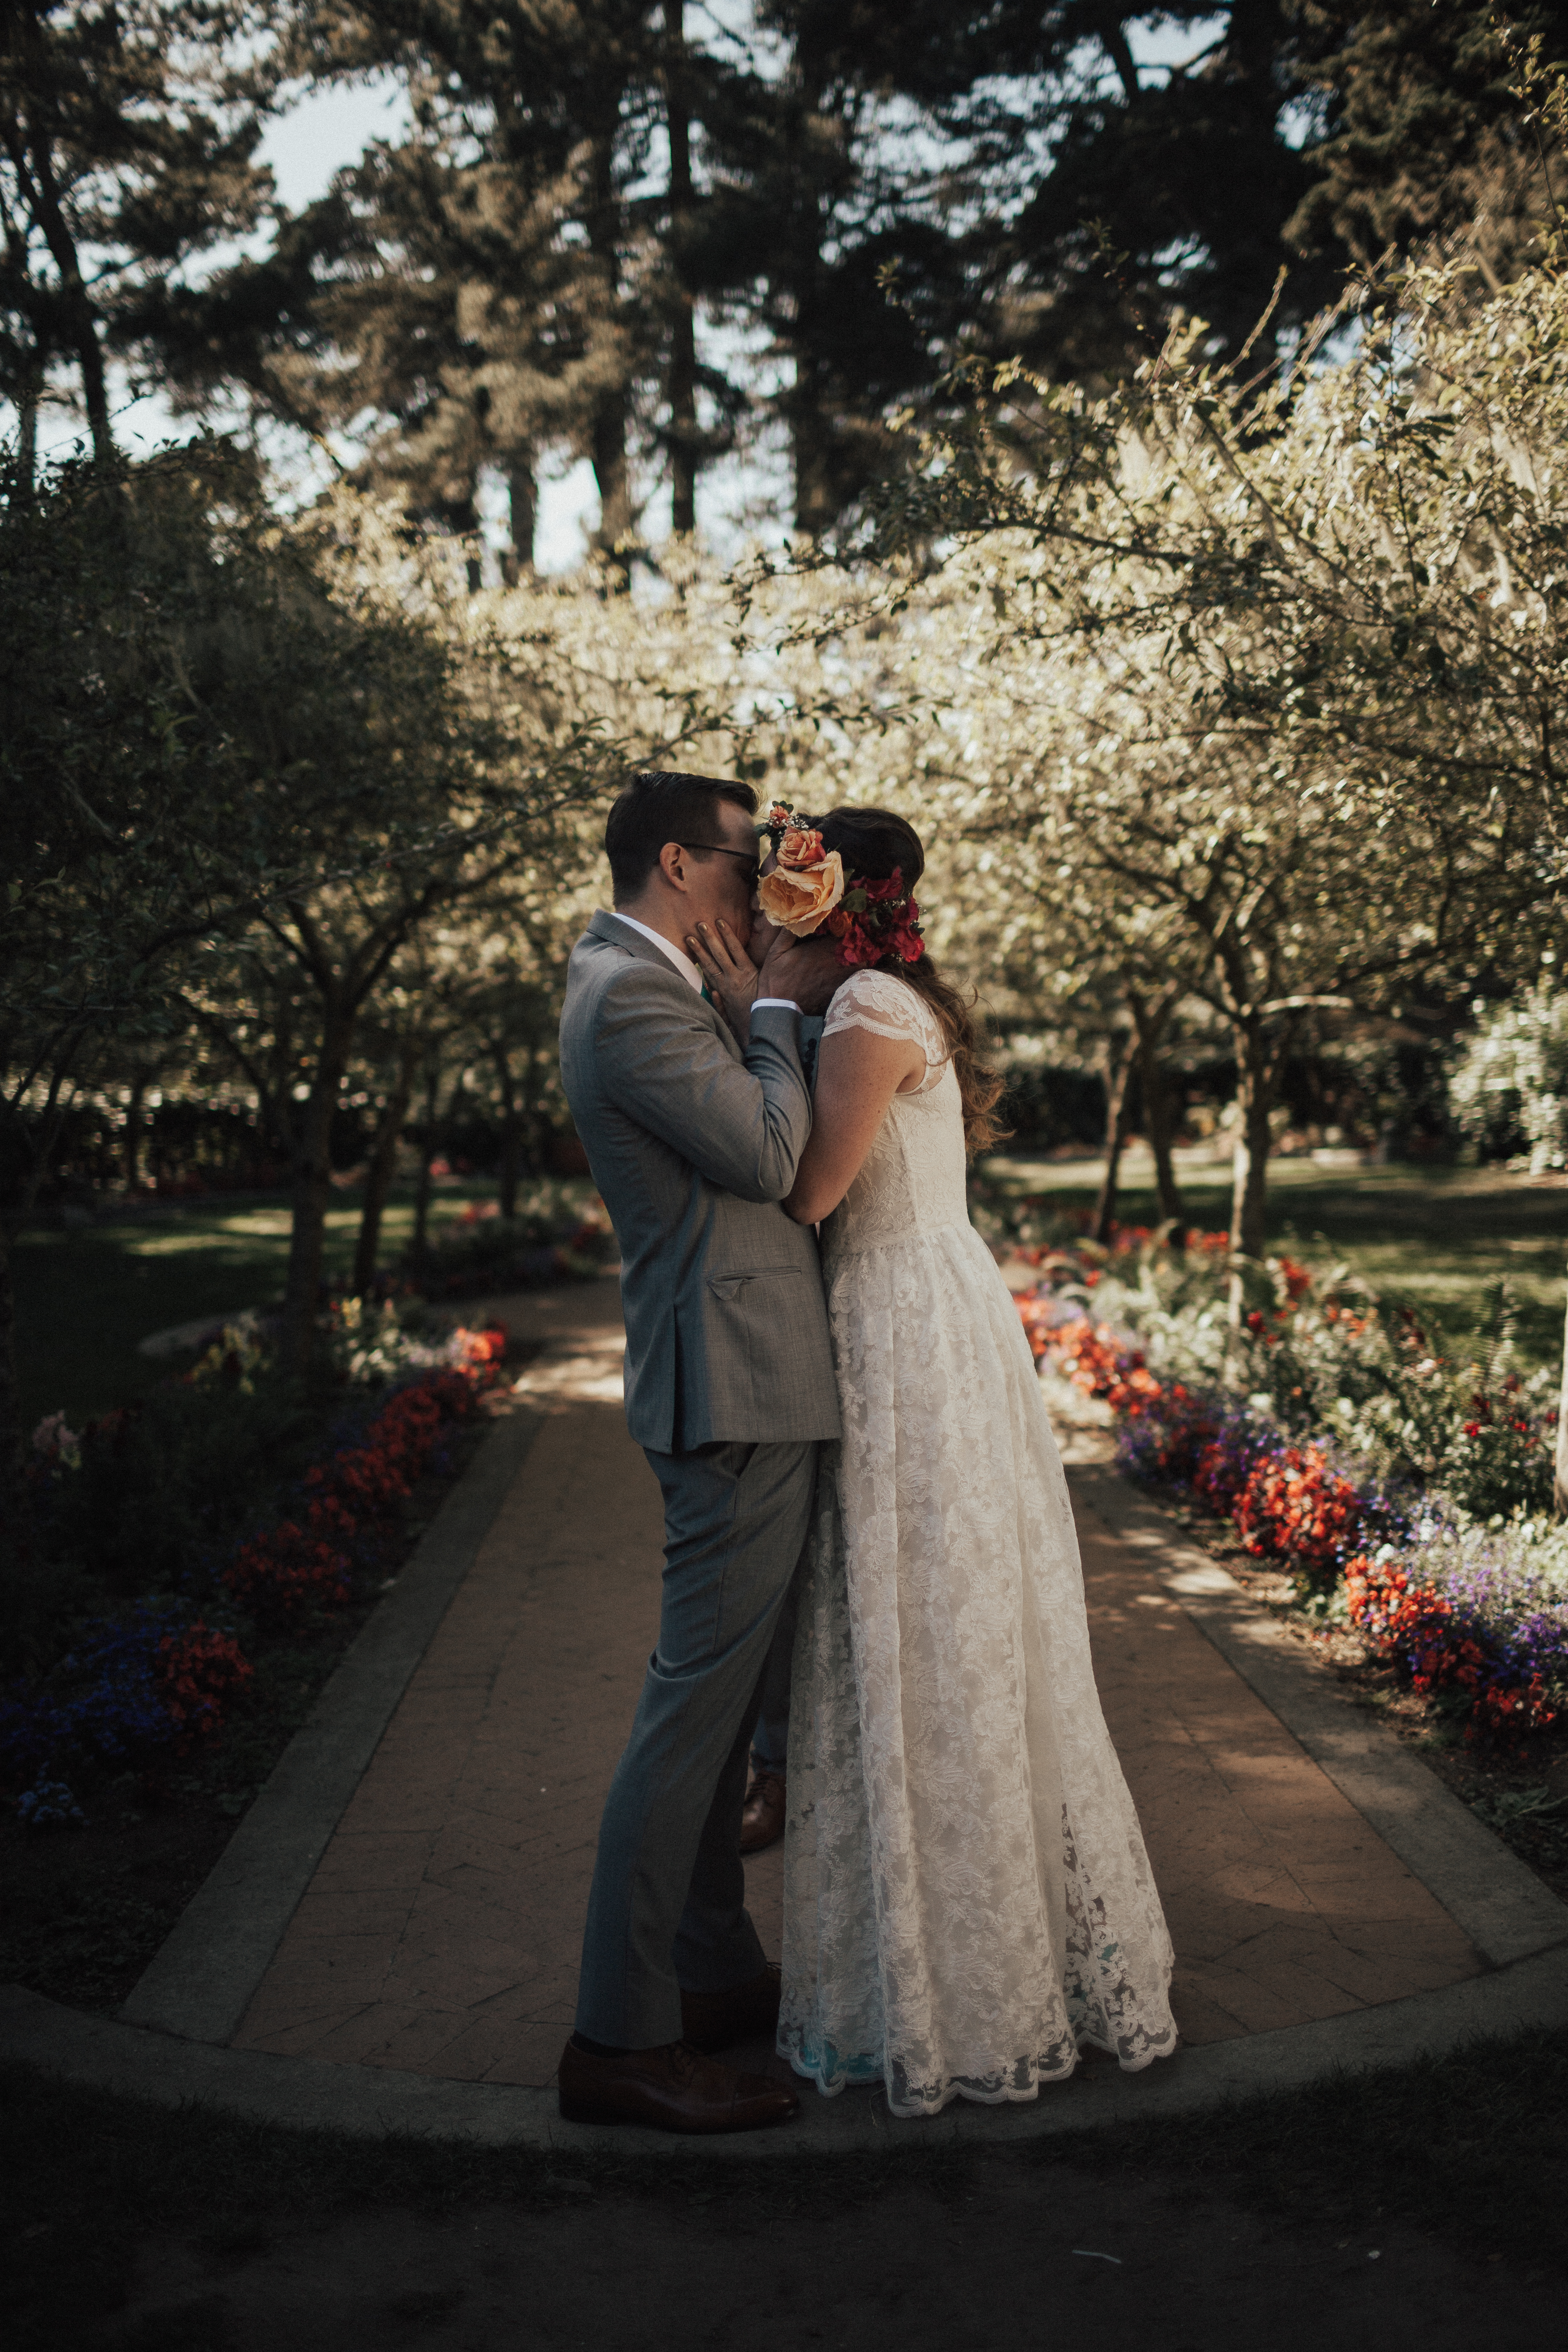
607, 910, 799, 1014
609, 909, 703, 990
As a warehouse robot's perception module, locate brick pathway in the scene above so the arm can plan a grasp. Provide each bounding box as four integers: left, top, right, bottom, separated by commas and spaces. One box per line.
233, 1286, 1482, 2090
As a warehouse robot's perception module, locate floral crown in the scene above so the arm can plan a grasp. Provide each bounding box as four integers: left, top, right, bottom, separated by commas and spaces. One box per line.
758, 802, 924, 969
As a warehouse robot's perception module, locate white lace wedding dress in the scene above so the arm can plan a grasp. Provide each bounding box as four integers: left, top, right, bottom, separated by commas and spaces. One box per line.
778, 969, 1178, 2117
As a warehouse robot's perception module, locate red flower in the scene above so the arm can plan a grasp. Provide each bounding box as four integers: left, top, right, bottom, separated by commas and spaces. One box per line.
155, 1621, 253, 1753
223, 1366, 484, 1628
1233, 1446, 1364, 1573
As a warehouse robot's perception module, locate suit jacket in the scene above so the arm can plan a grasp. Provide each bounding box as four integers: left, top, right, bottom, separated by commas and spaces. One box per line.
558, 910, 840, 1452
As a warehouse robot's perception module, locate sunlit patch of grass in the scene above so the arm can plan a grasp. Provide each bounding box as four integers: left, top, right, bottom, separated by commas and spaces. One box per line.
14, 1182, 495, 1426
978, 1159, 1565, 1373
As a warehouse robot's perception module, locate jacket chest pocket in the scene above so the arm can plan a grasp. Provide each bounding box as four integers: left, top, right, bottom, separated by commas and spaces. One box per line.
707, 1266, 799, 1303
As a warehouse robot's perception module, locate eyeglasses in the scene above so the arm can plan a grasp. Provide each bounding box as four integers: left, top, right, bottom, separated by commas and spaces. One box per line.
675, 842, 762, 887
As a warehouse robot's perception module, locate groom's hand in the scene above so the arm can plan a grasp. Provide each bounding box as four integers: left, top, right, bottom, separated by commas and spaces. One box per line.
686, 917, 760, 1042
757, 929, 842, 1016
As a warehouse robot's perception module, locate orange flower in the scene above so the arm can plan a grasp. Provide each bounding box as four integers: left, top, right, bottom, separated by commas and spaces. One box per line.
776, 825, 826, 870
758, 849, 845, 936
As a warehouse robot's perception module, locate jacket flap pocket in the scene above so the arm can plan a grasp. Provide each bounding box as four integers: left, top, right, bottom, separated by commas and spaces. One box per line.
707, 1265, 798, 1302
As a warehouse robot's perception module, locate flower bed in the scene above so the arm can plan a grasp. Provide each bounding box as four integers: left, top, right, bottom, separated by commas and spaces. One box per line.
1014, 1227, 1566, 1749
0, 1606, 255, 1795
6, 1320, 507, 1820
224, 1358, 498, 1629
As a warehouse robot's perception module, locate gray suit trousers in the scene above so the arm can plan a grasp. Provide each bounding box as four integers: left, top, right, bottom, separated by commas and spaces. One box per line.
574, 1437, 818, 2046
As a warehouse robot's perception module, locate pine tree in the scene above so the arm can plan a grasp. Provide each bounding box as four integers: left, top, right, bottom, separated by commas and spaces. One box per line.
0, 0, 279, 472
698, 2, 987, 534
244, 1, 669, 574
1284, 0, 1568, 281
975, 2, 1340, 384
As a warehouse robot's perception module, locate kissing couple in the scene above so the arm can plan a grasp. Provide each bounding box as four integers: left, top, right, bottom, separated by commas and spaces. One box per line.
556, 768, 1177, 2131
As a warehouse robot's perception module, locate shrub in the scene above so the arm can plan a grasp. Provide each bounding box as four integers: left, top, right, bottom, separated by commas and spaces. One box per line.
405, 1184, 616, 1297
224, 1524, 353, 1631
0, 1605, 253, 1792
1346, 1525, 1568, 1749
1450, 977, 1568, 1172
28, 1369, 315, 1610
221, 1363, 486, 1627
1018, 1229, 1565, 1744
155, 1621, 253, 1754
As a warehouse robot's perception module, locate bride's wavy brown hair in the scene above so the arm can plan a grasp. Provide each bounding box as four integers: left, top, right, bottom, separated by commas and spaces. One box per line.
812, 805, 1009, 1156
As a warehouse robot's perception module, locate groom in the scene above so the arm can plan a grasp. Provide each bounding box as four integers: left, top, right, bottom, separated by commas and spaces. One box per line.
555, 768, 841, 2133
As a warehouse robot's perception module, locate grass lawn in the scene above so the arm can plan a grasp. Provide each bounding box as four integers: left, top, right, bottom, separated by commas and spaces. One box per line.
982, 1153, 1567, 1374
12, 1181, 495, 1429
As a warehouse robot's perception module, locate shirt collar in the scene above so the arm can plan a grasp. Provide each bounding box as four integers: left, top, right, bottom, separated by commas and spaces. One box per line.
607, 909, 703, 993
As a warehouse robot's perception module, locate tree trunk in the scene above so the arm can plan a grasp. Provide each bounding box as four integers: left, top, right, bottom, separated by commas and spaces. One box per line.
352, 1041, 418, 1294
505, 462, 536, 578
0, 1226, 23, 1537
592, 396, 632, 563
1227, 1025, 1276, 1324
1127, 987, 1186, 1241
665, 0, 698, 537
124, 1074, 146, 1190
1092, 1030, 1135, 1244
791, 350, 838, 537
280, 1017, 353, 1371
15, 348, 40, 497
586, 119, 633, 573
777, 26, 836, 540
411, 1061, 443, 1258
22, 133, 114, 464
0, 1078, 70, 1524
1554, 1262, 1568, 1516
493, 1042, 522, 1220
1145, 1070, 1186, 1239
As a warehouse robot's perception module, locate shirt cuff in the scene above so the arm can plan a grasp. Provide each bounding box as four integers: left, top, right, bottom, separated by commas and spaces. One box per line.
751, 998, 801, 1013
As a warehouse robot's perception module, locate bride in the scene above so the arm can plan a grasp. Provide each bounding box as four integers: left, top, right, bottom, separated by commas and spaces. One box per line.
689, 802, 1177, 2120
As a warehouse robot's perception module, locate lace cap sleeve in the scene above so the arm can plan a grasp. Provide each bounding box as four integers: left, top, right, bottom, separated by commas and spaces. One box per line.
823, 969, 946, 1066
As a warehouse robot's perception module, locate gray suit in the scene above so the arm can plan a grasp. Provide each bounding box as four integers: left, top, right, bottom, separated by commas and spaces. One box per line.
559, 910, 838, 2044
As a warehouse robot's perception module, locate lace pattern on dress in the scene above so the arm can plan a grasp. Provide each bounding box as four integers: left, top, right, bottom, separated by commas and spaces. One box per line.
823, 970, 948, 1091
779, 983, 1179, 2118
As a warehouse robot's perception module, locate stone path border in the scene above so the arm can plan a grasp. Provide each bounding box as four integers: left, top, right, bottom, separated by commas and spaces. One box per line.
5, 1952, 1567, 2159
122, 1408, 545, 2045
5, 1312, 1567, 2157
1078, 1470, 1568, 1972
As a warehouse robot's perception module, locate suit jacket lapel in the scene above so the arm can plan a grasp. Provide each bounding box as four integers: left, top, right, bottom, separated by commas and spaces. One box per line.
584, 910, 743, 1061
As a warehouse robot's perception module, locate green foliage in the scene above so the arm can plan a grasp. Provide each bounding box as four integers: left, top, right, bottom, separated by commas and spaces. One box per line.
35, 1368, 316, 1618
0, 0, 281, 458
1088, 1239, 1558, 1516
1287, 0, 1566, 274
1451, 974, 1568, 1169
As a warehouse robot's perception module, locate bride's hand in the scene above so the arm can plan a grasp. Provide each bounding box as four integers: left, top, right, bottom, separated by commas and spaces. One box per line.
685, 918, 758, 1042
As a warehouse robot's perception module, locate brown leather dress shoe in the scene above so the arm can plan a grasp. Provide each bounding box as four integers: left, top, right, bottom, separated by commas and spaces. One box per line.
557, 2037, 798, 2134
739, 1768, 786, 1854
680, 1963, 782, 2055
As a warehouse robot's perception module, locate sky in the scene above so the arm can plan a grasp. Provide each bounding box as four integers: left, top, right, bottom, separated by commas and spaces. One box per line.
40, 16, 1230, 572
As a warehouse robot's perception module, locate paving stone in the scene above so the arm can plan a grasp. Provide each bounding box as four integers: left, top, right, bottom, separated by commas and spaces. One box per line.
233, 1293, 1485, 2084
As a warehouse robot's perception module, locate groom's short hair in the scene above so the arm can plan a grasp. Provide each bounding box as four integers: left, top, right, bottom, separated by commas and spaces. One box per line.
606, 769, 759, 901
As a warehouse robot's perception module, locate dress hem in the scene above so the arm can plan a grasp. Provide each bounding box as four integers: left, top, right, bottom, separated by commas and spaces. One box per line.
781, 2027, 1180, 2118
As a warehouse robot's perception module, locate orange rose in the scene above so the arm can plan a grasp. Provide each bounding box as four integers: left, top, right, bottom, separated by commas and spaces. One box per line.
776, 825, 825, 870
758, 850, 845, 936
